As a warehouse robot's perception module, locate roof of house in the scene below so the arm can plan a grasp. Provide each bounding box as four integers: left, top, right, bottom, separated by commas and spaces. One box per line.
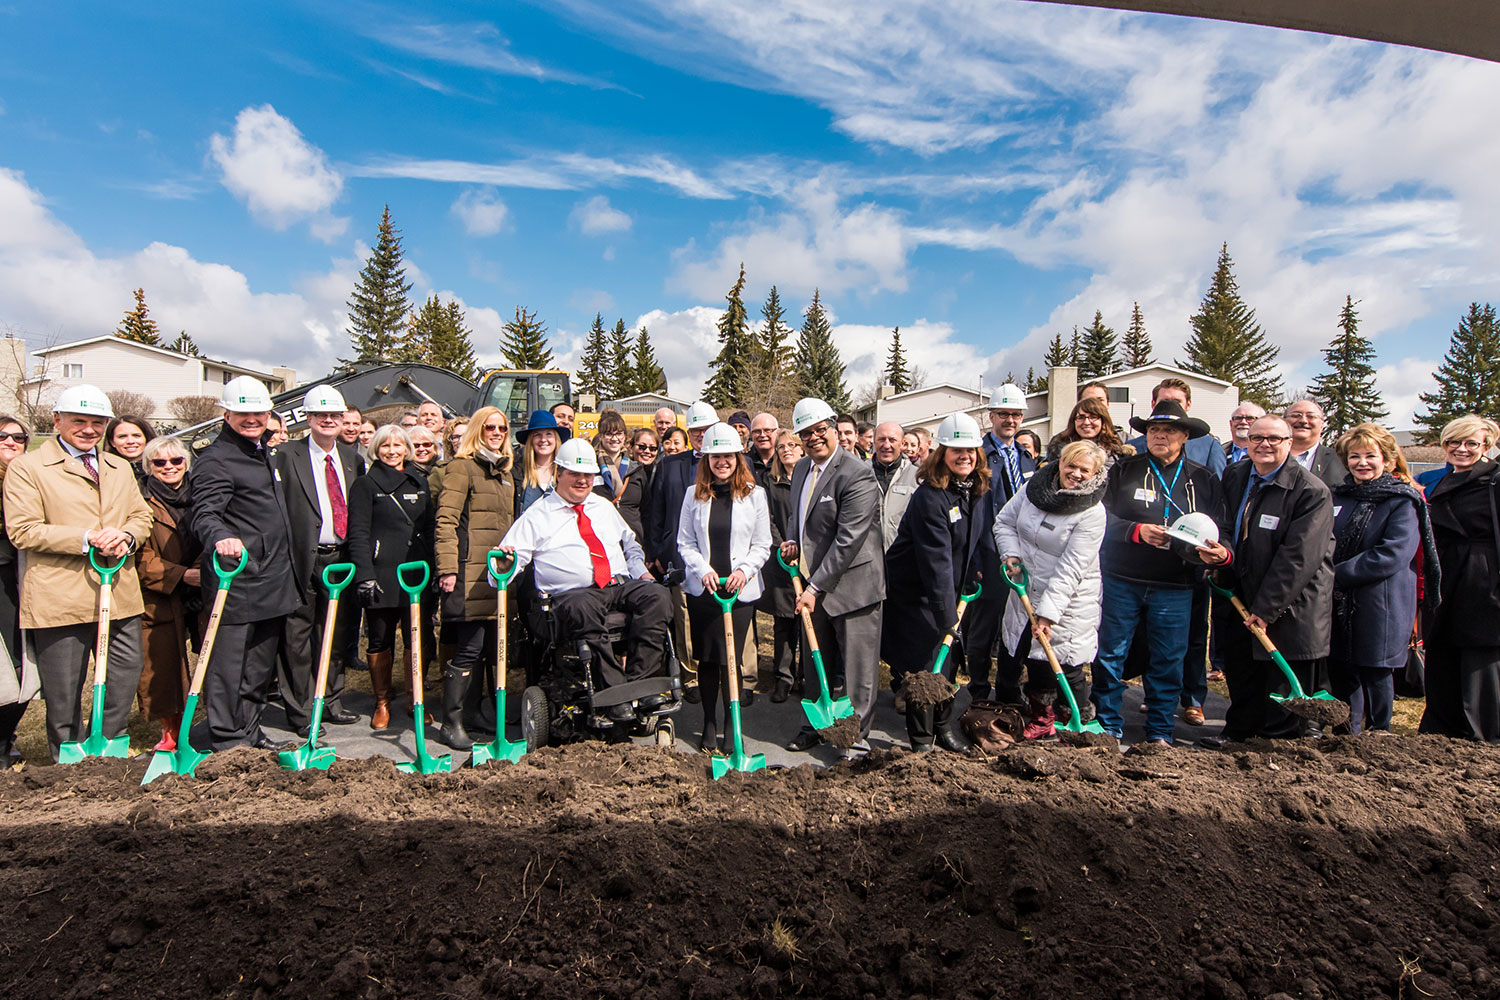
34, 335, 279, 379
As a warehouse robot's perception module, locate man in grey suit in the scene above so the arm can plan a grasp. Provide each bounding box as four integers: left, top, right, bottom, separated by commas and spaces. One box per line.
780, 397, 886, 759
1284, 398, 1347, 489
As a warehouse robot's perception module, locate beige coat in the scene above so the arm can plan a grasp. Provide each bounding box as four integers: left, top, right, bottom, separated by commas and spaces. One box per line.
4, 438, 153, 628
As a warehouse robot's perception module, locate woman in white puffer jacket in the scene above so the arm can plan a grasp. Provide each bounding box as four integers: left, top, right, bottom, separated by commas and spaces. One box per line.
993, 439, 1108, 740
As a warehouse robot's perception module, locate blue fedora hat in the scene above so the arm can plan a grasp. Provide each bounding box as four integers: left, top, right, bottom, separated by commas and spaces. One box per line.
516, 408, 572, 444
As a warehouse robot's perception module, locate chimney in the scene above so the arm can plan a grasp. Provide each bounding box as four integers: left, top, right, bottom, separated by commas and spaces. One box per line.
1047, 365, 1077, 438
271, 367, 297, 393
877, 385, 896, 400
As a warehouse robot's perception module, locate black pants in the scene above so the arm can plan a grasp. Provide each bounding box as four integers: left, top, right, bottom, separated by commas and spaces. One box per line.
905, 636, 961, 746
0, 561, 23, 742
770, 614, 800, 687
1219, 617, 1326, 739
1014, 630, 1091, 713
365, 607, 404, 655
686, 594, 753, 727
968, 590, 1021, 701
33, 616, 144, 761
279, 546, 353, 728
448, 619, 496, 724
551, 580, 672, 688
205, 617, 285, 750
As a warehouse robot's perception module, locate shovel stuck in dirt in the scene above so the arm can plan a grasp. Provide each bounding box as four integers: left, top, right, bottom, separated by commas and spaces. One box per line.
141, 549, 247, 785
394, 561, 451, 775
1208, 575, 1350, 728
277, 562, 356, 772
708, 578, 765, 779
57, 548, 132, 764
777, 550, 856, 744
901, 583, 981, 710
469, 550, 525, 767
1002, 562, 1108, 740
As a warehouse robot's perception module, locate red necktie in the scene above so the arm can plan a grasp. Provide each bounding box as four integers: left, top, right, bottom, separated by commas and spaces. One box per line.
324, 455, 347, 539
80, 452, 99, 487
573, 504, 612, 588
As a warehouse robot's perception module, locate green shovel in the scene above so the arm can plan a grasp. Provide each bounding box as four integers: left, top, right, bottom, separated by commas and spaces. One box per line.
708, 577, 766, 779
777, 549, 853, 731
277, 562, 356, 771
1002, 562, 1107, 736
58, 547, 133, 763
394, 560, 451, 774
141, 548, 248, 784
470, 550, 525, 766
928, 582, 981, 678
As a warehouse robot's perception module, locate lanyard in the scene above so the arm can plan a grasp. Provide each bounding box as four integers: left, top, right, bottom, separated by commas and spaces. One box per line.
1146, 457, 1188, 523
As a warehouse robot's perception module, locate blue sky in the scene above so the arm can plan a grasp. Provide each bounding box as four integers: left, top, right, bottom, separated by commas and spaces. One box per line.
2, 1, 1498, 427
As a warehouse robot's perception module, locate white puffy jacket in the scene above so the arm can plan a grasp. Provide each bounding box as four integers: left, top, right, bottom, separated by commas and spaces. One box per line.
992, 490, 1106, 667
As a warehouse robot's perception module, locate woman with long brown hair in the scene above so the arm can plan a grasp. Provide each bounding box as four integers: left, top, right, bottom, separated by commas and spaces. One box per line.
1044, 396, 1131, 466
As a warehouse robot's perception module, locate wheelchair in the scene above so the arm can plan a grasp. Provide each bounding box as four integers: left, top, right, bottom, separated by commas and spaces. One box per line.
513, 570, 684, 750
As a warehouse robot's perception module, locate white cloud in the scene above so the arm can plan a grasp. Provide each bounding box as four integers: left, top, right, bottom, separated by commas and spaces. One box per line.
362, 19, 620, 90
1374, 357, 1441, 431
208, 104, 347, 239
350, 152, 731, 200
450, 187, 509, 236
570, 195, 631, 236
612, 307, 723, 400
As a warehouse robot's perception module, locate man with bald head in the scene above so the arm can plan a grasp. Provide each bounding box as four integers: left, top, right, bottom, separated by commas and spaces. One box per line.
749, 412, 779, 480
1225, 402, 1266, 464
871, 421, 917, 550
653, 407, 677, 440
1283, 398, 1346, 488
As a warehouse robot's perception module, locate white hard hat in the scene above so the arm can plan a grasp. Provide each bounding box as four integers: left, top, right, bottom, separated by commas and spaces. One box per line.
220, 375, 274, 413
556, 437, 600, 474
54, 384, 114, 419
302, 384, 347, 413
791, 397, 837, 435
989, 383, 1027, 411
1167, 512, 1221, 564
700, 422, 744, 456
685, 401, 719, 430
936, 412, 983, 448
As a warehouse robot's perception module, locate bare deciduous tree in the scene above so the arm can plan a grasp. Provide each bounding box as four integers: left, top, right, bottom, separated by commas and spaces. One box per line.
106, 389, 158, 424
167, 395, 222, 428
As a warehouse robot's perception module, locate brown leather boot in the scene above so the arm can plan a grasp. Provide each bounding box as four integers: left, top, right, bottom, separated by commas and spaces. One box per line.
369, 650, 394, 730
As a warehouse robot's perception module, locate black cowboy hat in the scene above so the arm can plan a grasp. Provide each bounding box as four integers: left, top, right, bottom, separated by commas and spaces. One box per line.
1129, 399, 1211, 439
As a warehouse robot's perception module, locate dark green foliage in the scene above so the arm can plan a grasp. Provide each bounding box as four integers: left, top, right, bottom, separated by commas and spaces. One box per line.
607, 318, 632, 401
1042, 332, 1072, 370
345, 206, 412, 364
1179, 243, 1282, 408
167, 330, 201, 357
884, 327, 911, 392
704, 264, 752, 409
115, 288, 161, 346
575, 313, 611, 401
1120, 302, 1153, 369
500, 307, 554, 370
752, 285, 794, 388
630, 327, 667, 395
793, 289, 849, 412
1414, 302, 1500, 443
1310, 296, 1385, 440
1076, 310, 1118, 381
397, 296, 478, 381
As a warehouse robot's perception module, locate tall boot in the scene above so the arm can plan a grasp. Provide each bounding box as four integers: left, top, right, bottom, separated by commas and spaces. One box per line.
368, 650, 394, 730
1023, 695, 1056, 741
439, 663, 474, 750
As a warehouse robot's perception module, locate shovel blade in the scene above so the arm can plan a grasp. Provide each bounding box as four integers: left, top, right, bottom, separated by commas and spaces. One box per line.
711, 750, 767, 779
1059, 717, 1108, 735
56, 732, 130, 764
141, 745, 210, 785
395, 752, 453, 775
277, 741, 336, 772
469, 738, 525, 767
799, 694, 854, 732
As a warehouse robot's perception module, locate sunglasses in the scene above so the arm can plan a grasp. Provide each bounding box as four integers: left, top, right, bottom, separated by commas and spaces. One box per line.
0, 431, 28, 443
482, 423, 509, 433
151, 457, 186, 468
636, 442, 658, 451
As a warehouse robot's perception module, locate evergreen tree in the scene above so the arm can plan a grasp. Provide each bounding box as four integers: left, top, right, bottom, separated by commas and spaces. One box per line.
1076, 310, 1118, 381
1414, 302, 1500, 443
1023, 366, 1045, 393
167, 330, 201, 357
1042, 332, 1072, 371
575, 314, 612, 401
344, 206, 412, 364
1309, 296, 1385, 440
606, 318, 632, 401
884, 327, 911, 392
1120, 301, 1153, 369
703, 263, 753, 409
1179, 242, 1283, 408
1069, 326, 1081, 367
752, 285, 794, 387
794, 289, 849, 412
115, 288, 161, 346
631, 327, 666, 395
500, 306, 554, 369
429, 300, 479, 382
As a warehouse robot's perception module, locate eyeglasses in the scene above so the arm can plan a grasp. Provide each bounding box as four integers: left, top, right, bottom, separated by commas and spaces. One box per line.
412, 442, 436, 451
150, 457, 186, 468
1248, 434, 1290, 444
636, 443, 658, 452
1229, 415, 1258, 422
1446, 439, 1486, 451
482, 423, 508, 433
0, 431, 28, 443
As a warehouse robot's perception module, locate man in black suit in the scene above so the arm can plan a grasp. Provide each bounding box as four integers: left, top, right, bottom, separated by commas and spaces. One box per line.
973, 383, 1036, 702
188, 377, 303, 750
274, 385, 365, 735
1284, 398, 1347, 489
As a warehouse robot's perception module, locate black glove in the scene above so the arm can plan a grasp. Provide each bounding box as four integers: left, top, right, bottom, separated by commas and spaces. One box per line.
358, 580, 382, 606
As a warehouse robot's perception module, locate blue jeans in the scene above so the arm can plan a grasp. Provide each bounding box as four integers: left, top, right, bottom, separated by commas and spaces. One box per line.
1092, 577, 1193, 741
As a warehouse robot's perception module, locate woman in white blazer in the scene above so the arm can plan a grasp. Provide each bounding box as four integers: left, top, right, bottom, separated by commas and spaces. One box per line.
993, 439, 1109, 740
676, 423, 772, 752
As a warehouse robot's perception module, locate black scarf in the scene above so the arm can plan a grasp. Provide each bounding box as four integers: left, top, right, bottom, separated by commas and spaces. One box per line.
1024, 461, 1108, 515
1331, 473, 1440, 612
145, 474, 192, 516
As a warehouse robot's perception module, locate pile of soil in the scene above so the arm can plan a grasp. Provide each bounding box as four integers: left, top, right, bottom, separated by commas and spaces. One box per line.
3, 735, 1499, 999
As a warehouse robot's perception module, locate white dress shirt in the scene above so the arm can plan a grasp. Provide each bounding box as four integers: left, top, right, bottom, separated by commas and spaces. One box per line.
501, 491, 648, 593
308, 437, 347, 544
797, 453, 835, 555
1292, 447, 1315, 471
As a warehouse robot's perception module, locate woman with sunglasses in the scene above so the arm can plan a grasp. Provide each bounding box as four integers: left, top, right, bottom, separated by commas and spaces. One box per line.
106, 415, 157, 489
134, 436, 204, 752
408, 426, 442, 477
0, 416, 30, 761
434, 406, 516, 749
618, 428, 660, 557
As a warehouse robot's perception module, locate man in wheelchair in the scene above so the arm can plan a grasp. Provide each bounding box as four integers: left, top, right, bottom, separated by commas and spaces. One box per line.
495, 439, 675, 725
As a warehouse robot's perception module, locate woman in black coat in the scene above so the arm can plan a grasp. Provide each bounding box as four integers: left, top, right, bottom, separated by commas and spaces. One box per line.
758, 430, 802, 702
617, 428, 660, 557
1420, 415, 1500, 742
882, 414, 995, 751
346, 424, 434, 731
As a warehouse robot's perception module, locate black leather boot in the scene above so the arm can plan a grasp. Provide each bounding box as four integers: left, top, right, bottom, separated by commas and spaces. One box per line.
439, 664, 474, 750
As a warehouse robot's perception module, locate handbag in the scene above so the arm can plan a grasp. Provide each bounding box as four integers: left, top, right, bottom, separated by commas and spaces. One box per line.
1395, 631, 1425, 698
959, 699, 1025, 751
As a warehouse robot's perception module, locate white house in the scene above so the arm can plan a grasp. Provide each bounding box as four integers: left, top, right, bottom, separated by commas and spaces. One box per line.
21, 336, 295, 426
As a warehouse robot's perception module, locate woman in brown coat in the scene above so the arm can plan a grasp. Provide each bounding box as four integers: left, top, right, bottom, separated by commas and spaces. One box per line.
135, 436, 203, 751
435, 406, 516, 750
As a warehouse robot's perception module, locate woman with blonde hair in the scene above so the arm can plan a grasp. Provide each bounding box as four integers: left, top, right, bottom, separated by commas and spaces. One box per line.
516, 408, 568, 514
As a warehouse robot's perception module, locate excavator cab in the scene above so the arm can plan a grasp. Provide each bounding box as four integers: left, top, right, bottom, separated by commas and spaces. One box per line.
473, 369, 571, 434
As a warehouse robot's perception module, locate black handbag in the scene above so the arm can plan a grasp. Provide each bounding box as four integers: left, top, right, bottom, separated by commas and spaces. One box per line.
1395, 632, 1425, 698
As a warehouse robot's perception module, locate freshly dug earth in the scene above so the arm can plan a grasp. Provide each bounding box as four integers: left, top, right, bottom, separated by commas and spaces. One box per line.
3, 737, 1500, 1000
900, 669, 955, 710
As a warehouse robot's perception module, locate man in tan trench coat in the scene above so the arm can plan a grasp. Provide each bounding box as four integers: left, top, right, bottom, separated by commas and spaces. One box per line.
4, 386, 152, 760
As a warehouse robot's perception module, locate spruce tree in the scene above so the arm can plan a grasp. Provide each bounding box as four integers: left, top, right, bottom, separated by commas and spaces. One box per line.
115, 288, 161, 346
631, 327, 666, 394
1310, 296, 1385, 440
344, 206, 412, 364
167, 330, 201, 356
500, 306, 554, 369
1042, 332, 1072, 371
606, 319, 633, 400
1023, 366, 1044, 393
429, 300, 479, 382
1179, 243, 1283, 408
703, 263, 752, 409
793, 289, 849, 412
1069, 326, 1082, 367
1414, 302, 1500, 443
1076, 310, 1118, 381
575, 314, 612, 401
753, 285, 794, 387
884, 327, 911, 392
1120, 301, 1153, 369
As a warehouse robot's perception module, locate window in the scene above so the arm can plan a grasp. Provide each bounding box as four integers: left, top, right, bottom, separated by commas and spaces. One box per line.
63, 363, 83, 379
223, 370, 233, 385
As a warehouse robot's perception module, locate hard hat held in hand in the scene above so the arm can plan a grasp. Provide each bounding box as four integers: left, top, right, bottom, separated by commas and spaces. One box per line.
685, 401, 719, 430
792, 397, 836, 434
556, 437, 601, 474
988, 383, 1026, 411
220, 376, 274, 413
936, 412, 982, 448
302, 384, 347, 413
700, 422, 744, 455
1167, 511, 1220, 563
54, 384, 114, 419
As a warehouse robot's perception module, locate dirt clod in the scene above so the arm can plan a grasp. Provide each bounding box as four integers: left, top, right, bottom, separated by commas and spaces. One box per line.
1285, 697, 1351, 727
901, 670, 956, 709
819, 714, 862, 748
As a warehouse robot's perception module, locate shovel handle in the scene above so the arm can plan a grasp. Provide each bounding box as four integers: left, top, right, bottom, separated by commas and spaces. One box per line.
1001, 561, 1029, 599
322, 561, 357, 599
487, 548, 517, 590
89, 545, 129, 585
710, 576, 737, 614
786, 571, 821, 655
721, 592, 740, 703
1018, 591, 1065, 678
212, 547, 249, 588
1215, 581, 1311, 698
397, 560, 430, 598
776, 548, 800, 579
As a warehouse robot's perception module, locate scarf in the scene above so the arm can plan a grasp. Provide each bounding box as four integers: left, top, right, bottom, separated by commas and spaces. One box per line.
1024, 461, 1108, 515
145, 474, 192, 516
1331, 473, 1440, 619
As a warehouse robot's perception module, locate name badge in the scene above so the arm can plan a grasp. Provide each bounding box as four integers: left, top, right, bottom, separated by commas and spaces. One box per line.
1332, 505, 1341, 517
274, 469, 282, 482
403, 493, 420, 501
948, 505, 962, 523
1134, 487, 1156, 503
1259, 514, 1280, 530
893, 486, 909, 495
1041, 519, 1056, 531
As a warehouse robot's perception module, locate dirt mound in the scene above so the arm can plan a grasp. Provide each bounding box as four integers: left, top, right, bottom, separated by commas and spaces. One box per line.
3, 736, 1500, 999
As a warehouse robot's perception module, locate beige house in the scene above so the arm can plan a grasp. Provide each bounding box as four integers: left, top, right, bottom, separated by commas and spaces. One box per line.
19, 336, 294, 427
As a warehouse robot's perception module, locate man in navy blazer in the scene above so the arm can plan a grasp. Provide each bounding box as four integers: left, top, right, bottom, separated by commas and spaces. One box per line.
973, 383, 1036, 702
